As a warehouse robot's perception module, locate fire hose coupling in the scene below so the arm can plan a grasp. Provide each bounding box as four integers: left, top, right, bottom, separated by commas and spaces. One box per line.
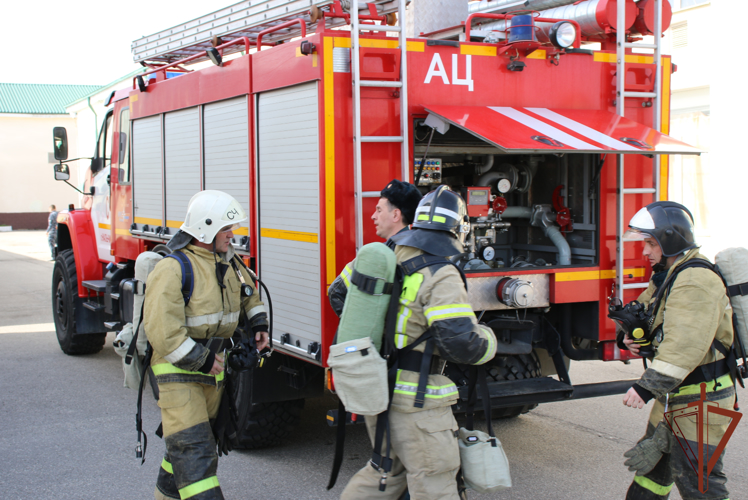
496, 277, 535, 308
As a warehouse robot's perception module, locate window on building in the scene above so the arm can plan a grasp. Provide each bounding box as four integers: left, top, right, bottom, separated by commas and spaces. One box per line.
672, 21, 687, 49
678, 0, 709, 9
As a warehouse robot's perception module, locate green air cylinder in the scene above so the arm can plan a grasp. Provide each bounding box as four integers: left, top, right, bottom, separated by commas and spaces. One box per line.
336, 242, 397, 351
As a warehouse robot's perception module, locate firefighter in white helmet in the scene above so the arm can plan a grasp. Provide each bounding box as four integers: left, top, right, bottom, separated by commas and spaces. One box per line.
144, 190, 269, 500
614, 201, 735, 500
341, 186, 497, 500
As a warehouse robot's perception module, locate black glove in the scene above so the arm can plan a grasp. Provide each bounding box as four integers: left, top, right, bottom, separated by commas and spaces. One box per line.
213, 377, 239, 457
624, 421, 672, 476
228, 340, 261, 372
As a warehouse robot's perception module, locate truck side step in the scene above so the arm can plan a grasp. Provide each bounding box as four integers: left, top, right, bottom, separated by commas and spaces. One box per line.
82, 280, 107, 293
459, 377, 574, 409
82, 301, 105, 312
104, 321, 122, 330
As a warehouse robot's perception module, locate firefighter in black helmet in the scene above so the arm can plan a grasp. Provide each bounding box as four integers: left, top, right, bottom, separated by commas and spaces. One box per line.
616, 201, 735, 500
341, 186, 497, 500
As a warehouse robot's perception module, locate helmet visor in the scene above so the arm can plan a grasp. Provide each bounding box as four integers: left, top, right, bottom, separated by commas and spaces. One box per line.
623, 228, 650, 241
218, 223, 241, 234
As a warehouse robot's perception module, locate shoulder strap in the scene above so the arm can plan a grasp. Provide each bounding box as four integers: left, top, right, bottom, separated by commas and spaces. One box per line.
649, 259, 714, 323
400, 254, 468, 290
164, 251, 194, 306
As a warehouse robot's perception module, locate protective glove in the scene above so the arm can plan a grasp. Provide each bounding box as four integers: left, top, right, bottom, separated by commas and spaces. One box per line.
623, 421, 672, 476
213, 378, 239, 457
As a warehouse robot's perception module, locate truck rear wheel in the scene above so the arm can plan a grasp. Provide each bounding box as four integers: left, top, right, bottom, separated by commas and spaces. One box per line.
448, 351, 542, 419
52, 249, 106, 355
487, 352, 542, 418
229, 367, 305, 449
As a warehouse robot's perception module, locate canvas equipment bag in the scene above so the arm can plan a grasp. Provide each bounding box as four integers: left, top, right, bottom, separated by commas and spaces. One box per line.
458, 365, 512, 493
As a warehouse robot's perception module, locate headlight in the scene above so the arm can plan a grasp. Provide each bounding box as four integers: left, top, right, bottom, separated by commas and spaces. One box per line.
549, 21, 576, 49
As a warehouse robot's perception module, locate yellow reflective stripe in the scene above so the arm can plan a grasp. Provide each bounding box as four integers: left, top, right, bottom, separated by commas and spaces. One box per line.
432, 215, 446, 223
393, 370, 459, 398
179, 476, 220, 499
417, 214, 429, 221
633, 476, 673, 496
401, 273, 424, 303
476, 329, 495, 365
675, 373, 733, 396
341, 264, 353, 288
151, 362, 224, 382
424, 304, 474, 325
395, 303, 412, 349
161, 458, 173, 474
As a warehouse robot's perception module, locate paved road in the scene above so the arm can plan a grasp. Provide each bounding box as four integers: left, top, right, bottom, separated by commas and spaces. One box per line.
1, 231, 746, 499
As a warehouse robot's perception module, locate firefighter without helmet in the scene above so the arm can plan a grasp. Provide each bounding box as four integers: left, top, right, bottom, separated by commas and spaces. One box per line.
180, 190, 248, 244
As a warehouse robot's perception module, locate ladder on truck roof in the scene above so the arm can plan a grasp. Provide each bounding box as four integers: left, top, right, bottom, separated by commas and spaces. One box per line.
614, 0, 664, 301
351, 0, 409, 249
131, 0, 404, 65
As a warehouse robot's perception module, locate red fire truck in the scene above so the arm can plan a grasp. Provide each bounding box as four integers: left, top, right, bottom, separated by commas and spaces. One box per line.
50, 0, 698, 448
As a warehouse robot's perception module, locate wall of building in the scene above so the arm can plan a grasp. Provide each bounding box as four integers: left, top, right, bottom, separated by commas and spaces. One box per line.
0, 114, 81, 229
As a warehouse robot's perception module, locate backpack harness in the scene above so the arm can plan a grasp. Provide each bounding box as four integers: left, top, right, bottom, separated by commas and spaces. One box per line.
327, 254, 467, 490
645, 259, 745, 398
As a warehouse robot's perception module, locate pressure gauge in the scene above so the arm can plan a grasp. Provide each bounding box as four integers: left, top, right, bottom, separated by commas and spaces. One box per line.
497, 178, 511, 194
482, 246, 495, 261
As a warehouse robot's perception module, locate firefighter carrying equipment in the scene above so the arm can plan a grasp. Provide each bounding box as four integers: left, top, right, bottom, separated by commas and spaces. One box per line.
624, 201, 697, 271
179, 190, 248, 244
623, 420, 673, 476
458, 365, 511, 493
144, 238, 267, 499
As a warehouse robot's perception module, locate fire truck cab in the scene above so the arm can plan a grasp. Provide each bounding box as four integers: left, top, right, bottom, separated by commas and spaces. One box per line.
50, 0, 699, 447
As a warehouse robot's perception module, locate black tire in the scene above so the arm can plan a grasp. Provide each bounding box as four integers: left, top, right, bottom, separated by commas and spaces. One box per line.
486, 352, 542, 418
52, 249, 106, 355
228, 350, 305, 449
448, 351, 542, 419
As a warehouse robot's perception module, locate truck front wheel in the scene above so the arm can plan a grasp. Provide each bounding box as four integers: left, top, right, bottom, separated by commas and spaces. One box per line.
52, 249, 106, 355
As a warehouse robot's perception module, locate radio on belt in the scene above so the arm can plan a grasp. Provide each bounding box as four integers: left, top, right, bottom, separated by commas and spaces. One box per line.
466, 187, 490, 217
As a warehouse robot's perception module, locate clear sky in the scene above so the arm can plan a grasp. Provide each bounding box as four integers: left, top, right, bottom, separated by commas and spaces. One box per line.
2, 1, 236, 86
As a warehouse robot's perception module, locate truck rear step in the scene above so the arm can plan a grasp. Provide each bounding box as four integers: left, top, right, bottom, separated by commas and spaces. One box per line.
458, 378, 640, 409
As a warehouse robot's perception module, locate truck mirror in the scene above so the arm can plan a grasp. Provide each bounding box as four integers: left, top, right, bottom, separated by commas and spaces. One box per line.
53, 127, 68, 161
54, 164, 70, 181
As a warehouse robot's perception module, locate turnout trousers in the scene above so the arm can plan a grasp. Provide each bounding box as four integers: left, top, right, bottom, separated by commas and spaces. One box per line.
341, 406, 461, 500
626, 380, 735, 500
154, 381, 224, 500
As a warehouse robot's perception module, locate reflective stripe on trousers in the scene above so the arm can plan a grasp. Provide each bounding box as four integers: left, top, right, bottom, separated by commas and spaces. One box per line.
393, 369, 458, 399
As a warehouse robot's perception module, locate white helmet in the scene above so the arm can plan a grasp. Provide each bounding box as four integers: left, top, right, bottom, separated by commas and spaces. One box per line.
180, 190, 247, 244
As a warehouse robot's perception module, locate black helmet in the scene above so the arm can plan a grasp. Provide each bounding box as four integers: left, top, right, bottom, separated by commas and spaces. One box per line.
380, 179, 422, 225
412, 186, 470, 244
624, 201, 697, 257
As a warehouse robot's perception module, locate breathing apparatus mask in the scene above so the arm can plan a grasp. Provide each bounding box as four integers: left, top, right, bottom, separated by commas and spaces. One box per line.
608, 298, 658, 357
